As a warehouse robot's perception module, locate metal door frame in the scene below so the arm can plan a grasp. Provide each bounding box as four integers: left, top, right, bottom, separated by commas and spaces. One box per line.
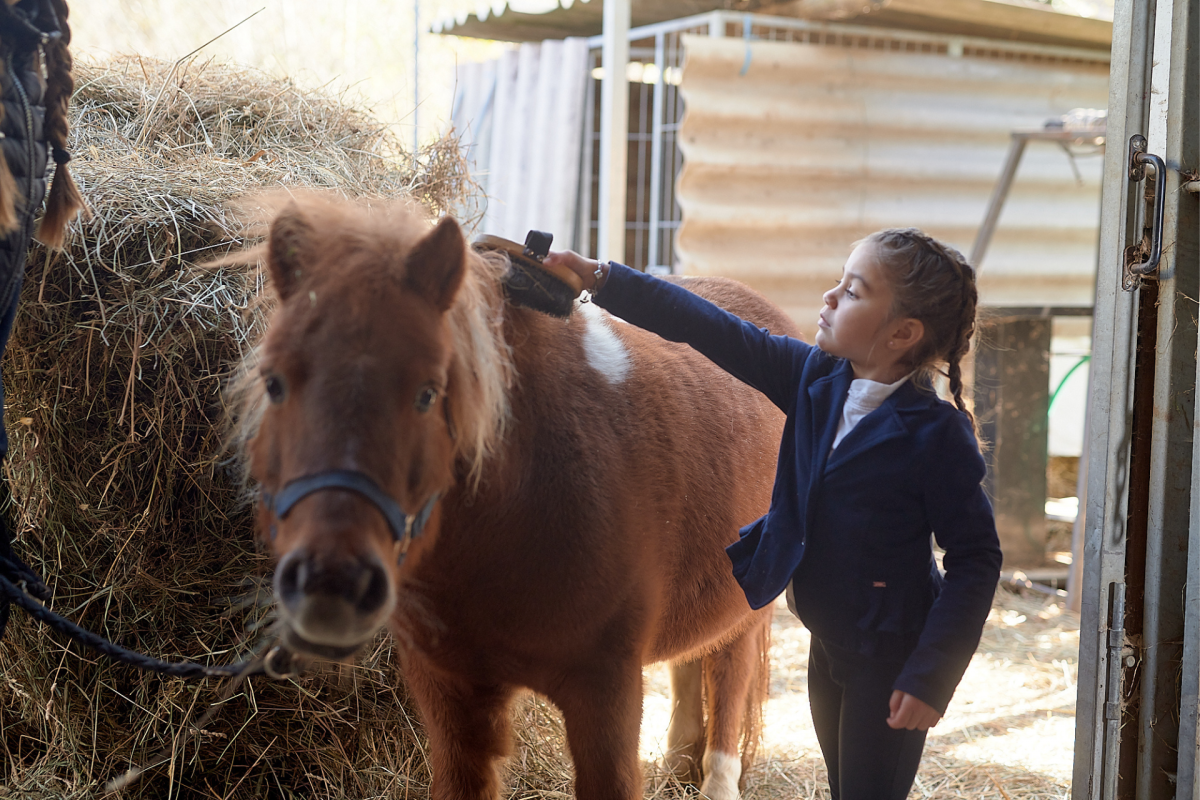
1072, 1, 1198, 798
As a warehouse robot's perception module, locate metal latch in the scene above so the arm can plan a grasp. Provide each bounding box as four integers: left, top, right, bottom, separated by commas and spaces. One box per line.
1123, 134, 1166, 288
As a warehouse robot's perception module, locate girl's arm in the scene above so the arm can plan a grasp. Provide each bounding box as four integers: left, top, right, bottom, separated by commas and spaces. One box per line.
545, 252, 811, 411
894, 412, 1003, 715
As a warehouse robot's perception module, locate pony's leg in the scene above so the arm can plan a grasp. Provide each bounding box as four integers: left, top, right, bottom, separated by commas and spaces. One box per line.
664, 658, 704, 783
403, 657, 514, 800
554, 661, 645, 800
701, 615, 770, 800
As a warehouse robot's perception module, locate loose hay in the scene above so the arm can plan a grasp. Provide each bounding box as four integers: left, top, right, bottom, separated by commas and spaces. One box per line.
0, 54, 474, 800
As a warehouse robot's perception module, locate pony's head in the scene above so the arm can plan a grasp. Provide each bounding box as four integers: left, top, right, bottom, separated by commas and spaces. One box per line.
232, 193, 511, 660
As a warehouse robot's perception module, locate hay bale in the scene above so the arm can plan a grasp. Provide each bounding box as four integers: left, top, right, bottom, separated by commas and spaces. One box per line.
0, 55, 477, 800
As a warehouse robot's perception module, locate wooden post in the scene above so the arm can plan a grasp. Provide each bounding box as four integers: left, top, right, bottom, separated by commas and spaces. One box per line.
974, 317, 1052, 568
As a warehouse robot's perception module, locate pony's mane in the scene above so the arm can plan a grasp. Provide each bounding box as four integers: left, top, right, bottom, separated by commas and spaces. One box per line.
223, 192, 515, 491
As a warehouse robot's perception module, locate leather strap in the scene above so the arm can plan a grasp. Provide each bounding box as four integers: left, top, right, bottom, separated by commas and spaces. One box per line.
262, 469, 438, 547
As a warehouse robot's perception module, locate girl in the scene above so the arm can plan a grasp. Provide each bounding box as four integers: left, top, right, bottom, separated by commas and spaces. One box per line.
544, 229, 1003, 800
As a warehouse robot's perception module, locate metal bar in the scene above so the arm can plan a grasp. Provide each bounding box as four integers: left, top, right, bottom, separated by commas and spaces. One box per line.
1071, 0, 1156, 796
1183, 364, 1200, 795
647, 31, 665, 269
576, 49, 599, 259
1182, 372, 1200, 800
970, 134, 1029, 268
1139, 0, 1199, 796
413, 0, 420, 157
664, 31, 684, 269
632, 79, 650, 268
971, 127, 1107, 269
585, 9, 1112, 63
598, 0, 630, 264
1101, 583, 1127, 800
708, 10, 726, 37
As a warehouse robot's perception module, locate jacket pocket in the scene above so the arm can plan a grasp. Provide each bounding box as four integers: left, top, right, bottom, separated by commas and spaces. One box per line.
857, 579, 932, 635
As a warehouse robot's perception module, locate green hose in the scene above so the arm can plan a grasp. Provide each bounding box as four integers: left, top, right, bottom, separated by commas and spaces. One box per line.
1049, 355, 1091, 413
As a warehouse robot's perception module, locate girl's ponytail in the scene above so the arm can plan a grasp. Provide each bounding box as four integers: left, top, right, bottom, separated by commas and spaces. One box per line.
944, 255, 978, 426
863, 228, 979, 427
35, 0, 85, 249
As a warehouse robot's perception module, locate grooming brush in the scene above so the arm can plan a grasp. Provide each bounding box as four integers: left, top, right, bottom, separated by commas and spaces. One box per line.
474, 230, 583, 318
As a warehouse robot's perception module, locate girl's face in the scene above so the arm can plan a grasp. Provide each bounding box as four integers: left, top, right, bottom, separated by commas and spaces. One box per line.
815, 242, 907, 380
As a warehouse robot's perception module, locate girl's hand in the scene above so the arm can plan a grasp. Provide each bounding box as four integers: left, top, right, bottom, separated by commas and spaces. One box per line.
887, 690, 941, 731
544, 251, 608, 294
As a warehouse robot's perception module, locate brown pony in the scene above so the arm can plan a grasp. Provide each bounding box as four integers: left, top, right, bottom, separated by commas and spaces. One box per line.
231, 193, 796, 800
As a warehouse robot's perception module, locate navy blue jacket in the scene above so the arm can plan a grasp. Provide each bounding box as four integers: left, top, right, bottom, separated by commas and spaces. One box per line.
595, 263, 1003, 713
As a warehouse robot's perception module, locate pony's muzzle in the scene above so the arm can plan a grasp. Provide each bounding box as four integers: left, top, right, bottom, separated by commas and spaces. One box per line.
274, 548, 392, 657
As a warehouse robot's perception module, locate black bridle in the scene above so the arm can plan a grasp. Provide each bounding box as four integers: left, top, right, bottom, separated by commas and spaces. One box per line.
260, 469, 439, 562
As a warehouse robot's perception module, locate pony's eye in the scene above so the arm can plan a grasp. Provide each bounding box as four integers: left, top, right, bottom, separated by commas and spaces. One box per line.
415, 386, 439, 413
264, 374, 286, 404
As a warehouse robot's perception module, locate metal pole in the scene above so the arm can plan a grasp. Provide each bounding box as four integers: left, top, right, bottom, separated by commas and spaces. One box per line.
1140, 0, 1200, 795
647, 32, 665, 269
577, 49, 600, 259
1183, 380, 1200, 795
970, 134, 1028, 268
598, 0, 630, 264
413, 0, 420, 158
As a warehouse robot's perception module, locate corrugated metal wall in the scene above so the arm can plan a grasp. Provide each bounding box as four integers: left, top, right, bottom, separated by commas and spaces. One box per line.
675, 32, 1110, 338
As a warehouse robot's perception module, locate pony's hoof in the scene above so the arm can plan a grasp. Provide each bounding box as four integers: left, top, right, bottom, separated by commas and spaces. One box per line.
699, 750, 742, 800
663, 747, 702, 785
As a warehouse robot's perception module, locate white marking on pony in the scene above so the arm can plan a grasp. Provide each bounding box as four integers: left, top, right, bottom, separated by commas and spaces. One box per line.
701, 750, 742, 800
577, 302, 631, 383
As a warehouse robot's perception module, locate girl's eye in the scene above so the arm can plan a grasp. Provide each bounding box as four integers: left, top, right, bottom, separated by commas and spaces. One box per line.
845, 288, 857, 299
264, 374, 286, 404
415, 386, 439, 413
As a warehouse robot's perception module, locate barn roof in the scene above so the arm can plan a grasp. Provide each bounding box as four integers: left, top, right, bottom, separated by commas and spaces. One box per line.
432, 0, 1112, 51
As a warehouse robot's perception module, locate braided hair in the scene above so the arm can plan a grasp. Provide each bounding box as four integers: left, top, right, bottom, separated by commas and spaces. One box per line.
0, 0, 84, 247
861, 228, 979, 425
33, 0, 84, 248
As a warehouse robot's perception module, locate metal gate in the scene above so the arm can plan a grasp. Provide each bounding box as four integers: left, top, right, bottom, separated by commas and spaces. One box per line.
1072, 0, 1199, 798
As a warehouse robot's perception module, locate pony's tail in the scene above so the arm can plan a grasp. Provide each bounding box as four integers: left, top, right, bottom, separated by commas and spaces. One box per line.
738, 612, 771, 787
35, 0, 86, 249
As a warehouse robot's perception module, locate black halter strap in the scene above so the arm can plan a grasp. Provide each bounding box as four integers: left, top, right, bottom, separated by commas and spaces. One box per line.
261, 470, 439, 559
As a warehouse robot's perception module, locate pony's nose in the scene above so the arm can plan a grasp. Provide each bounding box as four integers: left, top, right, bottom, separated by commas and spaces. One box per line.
276, 549, 390, 617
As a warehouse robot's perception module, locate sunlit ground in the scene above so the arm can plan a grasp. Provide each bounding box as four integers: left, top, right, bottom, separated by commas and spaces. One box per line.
639, 586, 1078, 799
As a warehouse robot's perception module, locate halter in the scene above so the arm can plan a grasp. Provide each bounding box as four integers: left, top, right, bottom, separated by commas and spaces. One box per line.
261, 470, 439, 563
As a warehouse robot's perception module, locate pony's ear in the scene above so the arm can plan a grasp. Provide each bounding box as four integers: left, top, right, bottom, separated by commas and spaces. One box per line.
267, 203, 311, 301
406, 216, 466, 312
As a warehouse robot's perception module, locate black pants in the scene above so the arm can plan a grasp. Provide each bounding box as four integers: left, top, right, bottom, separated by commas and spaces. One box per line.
808, 634, 928, 800
0, 266, 22, 458
0, 268, 26, 639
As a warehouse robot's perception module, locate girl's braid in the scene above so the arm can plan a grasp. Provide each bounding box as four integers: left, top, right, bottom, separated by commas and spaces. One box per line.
864, 227, 979, 425
0, 102, 18, 236
0, 2, 27, 235
33, 0, 85, 248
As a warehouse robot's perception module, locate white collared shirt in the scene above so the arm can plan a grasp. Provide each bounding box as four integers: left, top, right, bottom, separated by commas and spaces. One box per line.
831, 372, 912, 451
